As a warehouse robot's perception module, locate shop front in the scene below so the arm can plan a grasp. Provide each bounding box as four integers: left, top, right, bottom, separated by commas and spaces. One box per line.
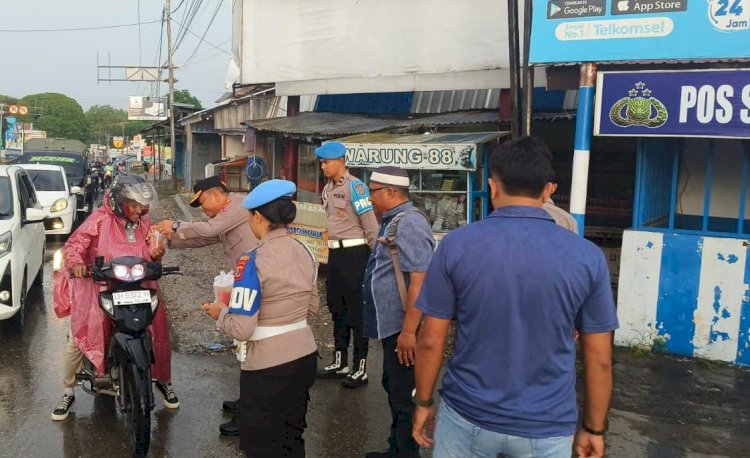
338, 132, 508, 239
597, 69, 750, 366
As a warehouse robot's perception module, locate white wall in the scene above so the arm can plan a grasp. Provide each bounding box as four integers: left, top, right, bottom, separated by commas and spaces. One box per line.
677, 139, 749, 219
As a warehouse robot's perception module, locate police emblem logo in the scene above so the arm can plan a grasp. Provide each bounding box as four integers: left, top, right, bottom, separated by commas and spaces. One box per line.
235, 255, 250, 280
355, 183, 366, 196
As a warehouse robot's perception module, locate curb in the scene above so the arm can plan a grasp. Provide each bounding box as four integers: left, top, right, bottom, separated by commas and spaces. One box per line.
173, 194, 196, 223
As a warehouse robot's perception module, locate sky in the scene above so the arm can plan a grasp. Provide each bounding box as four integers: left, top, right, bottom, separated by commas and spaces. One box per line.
0, 0, 233, 111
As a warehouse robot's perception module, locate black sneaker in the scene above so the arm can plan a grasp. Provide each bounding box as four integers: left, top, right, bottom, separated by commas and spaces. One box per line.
364, 449, 392, 458
154, 381, 180, 408
51, 394, 75, 421
222, 399, 239, 413
342, 359, 368, 389
219, 419, 240, 436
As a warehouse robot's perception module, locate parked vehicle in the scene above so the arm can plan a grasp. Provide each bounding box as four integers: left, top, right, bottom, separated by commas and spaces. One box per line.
0, 165, 46, 331
15, 151, 95, 223
63, 255, 180, 456
18, 164, 81, 236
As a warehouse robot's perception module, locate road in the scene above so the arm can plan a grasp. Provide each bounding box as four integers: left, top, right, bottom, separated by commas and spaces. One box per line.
1, 231, 749, 457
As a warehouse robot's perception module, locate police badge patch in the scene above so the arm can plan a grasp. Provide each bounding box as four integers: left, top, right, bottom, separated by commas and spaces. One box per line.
350, 180, 373, 215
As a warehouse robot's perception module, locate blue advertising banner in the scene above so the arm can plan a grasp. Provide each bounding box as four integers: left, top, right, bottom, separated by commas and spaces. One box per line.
594, 69, 750, 138
530, 0, 750, 63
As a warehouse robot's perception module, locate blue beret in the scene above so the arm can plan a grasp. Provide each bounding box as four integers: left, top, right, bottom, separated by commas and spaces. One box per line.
315, 142, 346, 160
242, 179, 296, 210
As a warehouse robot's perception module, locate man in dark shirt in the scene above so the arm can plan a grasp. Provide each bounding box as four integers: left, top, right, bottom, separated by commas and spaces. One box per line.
412, 137, 618, 458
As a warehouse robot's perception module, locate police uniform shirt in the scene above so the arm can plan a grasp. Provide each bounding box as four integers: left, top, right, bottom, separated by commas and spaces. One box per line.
216, 228, 319, 371
322, 171, 379, 247
543, 199, 579, 235
169, 192, 259, 268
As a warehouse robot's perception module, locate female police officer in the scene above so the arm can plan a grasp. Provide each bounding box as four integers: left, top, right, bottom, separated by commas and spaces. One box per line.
202, 179, 319, 457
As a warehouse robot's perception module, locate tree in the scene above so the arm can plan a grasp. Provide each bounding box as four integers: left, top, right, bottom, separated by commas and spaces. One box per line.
18, 93, 88, 141
173, 89, 202, 109
85, 105, 152, 145
0, 94, 18, 104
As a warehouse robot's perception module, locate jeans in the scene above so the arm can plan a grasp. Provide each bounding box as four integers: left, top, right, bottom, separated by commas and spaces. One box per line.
433, 402, 574, 458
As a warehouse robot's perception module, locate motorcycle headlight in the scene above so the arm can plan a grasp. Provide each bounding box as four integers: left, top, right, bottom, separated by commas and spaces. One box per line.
101, 296, 114, 317
0, 232, 11, 258
150, 291, 159, 313
50, 198, 68, 213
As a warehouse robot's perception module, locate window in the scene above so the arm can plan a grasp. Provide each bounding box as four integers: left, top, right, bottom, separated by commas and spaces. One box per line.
28, 170, 67, 191
0, 177, 13, 219
634, 138, 750, 236
296, 144, 323, 204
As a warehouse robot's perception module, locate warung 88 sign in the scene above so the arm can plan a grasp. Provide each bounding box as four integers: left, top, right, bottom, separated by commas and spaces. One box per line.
344, 143, 477, 171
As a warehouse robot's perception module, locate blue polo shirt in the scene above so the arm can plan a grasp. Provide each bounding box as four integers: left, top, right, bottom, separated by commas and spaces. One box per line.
363, 202, 435, 339
417, 206, 618, 438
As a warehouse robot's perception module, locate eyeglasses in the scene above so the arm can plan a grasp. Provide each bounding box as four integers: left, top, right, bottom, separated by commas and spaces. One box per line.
369, 187, 392, 195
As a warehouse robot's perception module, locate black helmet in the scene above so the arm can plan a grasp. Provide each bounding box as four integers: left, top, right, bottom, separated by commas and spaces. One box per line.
109, 173, 158, 218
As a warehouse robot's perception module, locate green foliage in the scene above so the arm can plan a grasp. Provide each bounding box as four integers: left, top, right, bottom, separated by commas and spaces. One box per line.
85, 105, 152, 145
0, 94, 18, 104
173, 89, 202, 109
18, 93, 88, 142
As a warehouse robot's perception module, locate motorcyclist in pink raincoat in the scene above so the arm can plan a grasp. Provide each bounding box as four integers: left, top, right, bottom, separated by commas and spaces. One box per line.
51, 173, 179, 421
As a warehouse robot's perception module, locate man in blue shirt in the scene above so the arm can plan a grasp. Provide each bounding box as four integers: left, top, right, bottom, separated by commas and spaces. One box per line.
412, 137, 618, 458
362, 167, 435, 458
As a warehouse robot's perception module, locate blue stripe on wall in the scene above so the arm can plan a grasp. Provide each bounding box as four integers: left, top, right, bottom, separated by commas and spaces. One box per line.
656, 234, 703, 357
736, 245, 750, 366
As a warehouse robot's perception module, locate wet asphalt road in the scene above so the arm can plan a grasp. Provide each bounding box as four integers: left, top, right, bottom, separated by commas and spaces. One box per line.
0, 238, 393, 458
2, 235, 750, 457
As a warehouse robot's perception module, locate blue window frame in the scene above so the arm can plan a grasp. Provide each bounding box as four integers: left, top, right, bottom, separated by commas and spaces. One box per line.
633, 138, 750, 237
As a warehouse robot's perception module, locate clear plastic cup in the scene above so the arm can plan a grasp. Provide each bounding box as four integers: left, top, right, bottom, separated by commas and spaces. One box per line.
214, 285, 233, 305
150, 231, 166, 251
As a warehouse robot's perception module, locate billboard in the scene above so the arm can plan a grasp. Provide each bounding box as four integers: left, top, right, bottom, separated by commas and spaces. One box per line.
128, 96, 167, 121
530, 0, 750, 63
240, 0, 523, 95
594, 69, 750, 138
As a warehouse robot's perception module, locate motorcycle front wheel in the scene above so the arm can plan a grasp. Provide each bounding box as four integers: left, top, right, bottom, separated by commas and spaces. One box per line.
122, 362, 152, 457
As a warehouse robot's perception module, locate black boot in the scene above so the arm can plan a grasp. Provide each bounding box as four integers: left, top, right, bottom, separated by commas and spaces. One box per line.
342, 358, 368, 388
222, 398, 239, 413
316, 350, 350, 379
219, 419, 239, 436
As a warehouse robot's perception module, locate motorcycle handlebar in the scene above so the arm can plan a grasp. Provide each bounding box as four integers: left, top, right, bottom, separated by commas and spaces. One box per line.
162, 266, 181, 274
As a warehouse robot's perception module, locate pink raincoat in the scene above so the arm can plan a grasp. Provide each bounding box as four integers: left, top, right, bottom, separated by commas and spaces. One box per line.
53, 196, 171, 382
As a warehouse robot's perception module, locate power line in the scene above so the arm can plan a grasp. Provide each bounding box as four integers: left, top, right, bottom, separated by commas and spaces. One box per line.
172, 17, 230, 57
182, 0, 225, 66
0, 19, 160, 33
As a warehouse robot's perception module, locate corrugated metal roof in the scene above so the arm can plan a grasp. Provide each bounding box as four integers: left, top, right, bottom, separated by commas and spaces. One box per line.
247, 111, 500, 137
336, 131, 508, 145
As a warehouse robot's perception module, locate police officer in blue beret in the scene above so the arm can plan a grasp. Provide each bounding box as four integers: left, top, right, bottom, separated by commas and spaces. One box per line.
315, 142, 379, 388
203, 179, 320, 457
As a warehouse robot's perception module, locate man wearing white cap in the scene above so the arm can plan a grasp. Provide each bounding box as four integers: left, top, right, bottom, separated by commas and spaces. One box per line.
363, 166, 435, 458
315, 142, 379, 389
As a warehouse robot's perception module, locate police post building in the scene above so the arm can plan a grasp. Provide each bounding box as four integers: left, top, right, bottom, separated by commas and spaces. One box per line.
531, 0, 750, 365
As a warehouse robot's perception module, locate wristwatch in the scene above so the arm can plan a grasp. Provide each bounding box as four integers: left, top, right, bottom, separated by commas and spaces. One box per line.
411, 388, 434, 407
581, 420, 608, 436
171, 221, 181, 232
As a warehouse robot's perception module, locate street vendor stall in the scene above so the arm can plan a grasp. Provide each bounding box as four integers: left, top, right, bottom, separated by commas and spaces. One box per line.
338, 132, 508, 238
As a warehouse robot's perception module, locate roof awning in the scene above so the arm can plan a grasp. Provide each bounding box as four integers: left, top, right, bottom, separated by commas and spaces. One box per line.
247, 111, 500, 138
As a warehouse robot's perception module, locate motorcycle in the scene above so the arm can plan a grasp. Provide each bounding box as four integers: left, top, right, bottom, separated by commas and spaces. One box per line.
73, 255, 180, 457
103, 169, 113, 189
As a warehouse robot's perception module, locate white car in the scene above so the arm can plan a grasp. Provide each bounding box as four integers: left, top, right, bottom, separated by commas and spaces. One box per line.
19, 164, 80, 236
0, 165, 46, 331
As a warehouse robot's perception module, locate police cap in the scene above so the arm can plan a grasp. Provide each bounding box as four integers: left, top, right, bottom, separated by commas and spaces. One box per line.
242, 179, 296, 210
189, 175, 226, 207
315, 142, 346, 160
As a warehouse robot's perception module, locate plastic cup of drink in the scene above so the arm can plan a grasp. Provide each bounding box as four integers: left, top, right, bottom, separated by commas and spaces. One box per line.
150, 231, 166, 251
214, 285, 233, 305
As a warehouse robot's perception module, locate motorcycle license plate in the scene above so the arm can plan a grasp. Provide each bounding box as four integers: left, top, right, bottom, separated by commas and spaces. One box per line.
112, 290, 151, 306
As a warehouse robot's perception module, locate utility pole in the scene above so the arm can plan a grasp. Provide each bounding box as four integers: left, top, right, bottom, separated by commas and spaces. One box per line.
166, 0, 177, 190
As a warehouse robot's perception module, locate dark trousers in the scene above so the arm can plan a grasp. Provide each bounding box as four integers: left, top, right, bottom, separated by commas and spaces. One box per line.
327, 244, 370, 362
381, 334, 420, 458
239, 353, 317, 458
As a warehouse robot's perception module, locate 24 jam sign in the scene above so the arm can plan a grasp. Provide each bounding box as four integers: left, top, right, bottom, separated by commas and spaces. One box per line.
708, 0, 750, 31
